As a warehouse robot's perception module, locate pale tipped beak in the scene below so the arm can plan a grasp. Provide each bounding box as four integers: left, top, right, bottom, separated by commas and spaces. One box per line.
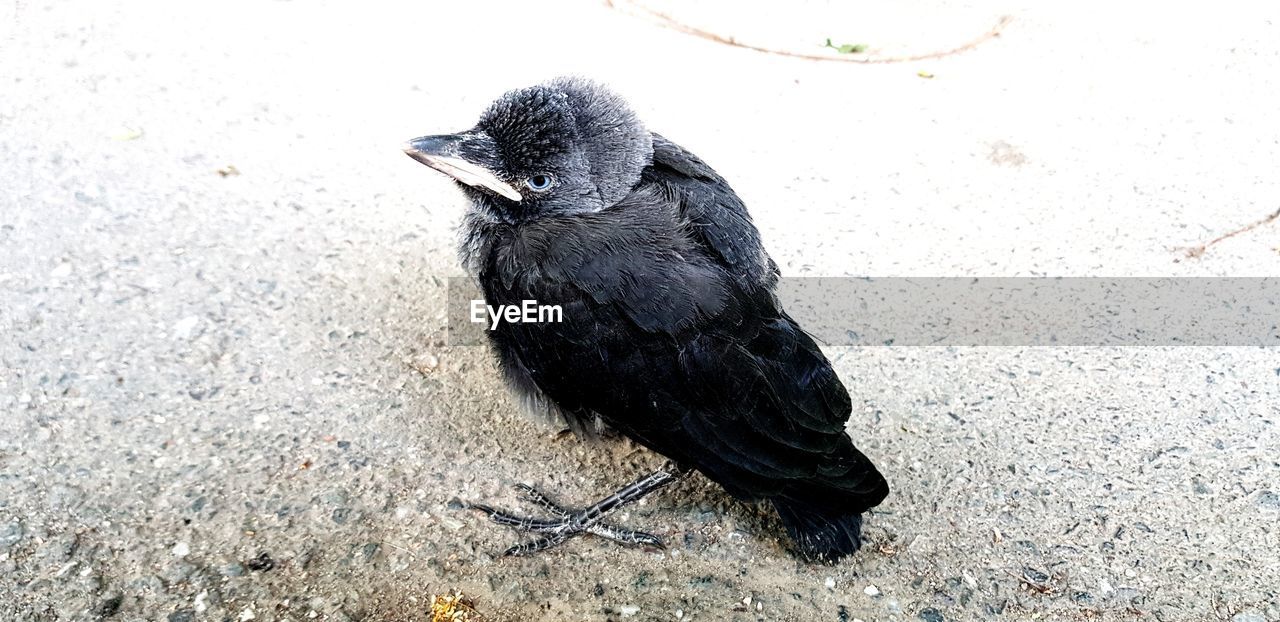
402, 134, 522, 202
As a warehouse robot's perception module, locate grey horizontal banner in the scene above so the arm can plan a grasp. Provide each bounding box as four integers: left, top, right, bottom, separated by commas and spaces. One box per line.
447, 278, 1280, 346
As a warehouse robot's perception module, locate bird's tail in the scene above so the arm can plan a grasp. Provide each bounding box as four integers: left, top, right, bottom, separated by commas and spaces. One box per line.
770, 496, 869, 563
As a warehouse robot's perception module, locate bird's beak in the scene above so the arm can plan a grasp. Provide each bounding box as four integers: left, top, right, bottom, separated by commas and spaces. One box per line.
402, 133, 522, 202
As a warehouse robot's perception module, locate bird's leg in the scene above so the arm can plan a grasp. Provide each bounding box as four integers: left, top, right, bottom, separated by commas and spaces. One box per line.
462, 463, 685, 557
513, 483, 569, 517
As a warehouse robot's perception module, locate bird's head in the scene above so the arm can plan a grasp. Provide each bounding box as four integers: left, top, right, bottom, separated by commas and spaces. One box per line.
404, 77, 653, 222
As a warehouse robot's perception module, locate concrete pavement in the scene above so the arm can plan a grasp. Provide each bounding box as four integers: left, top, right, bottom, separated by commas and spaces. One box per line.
2, 1, 1278, 620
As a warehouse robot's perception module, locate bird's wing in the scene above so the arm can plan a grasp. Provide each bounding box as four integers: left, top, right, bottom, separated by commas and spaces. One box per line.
641, 137, 886, 508
647, 133, 778, 289
658, 296, 887, 510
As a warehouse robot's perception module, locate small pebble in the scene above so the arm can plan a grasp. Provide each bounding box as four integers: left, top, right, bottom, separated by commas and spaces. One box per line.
94, 595, 123, 617
246, 552, 275, 572
619, 604, 640, 617
1023, 567, 1049, 584
172, 542, 190, 557
919, 607, 945, 622
172, 316, 199, 339
825, 577, 836, 590
864, 585, 881, 597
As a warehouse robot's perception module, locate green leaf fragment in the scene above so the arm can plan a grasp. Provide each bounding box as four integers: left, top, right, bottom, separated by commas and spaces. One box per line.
824, 38, 867, 54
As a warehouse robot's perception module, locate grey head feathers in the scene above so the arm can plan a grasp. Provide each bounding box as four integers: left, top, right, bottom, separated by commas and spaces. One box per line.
477, 77, 654, 214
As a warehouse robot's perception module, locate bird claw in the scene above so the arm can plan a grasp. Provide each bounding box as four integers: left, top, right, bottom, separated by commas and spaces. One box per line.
462, 483, 667, 556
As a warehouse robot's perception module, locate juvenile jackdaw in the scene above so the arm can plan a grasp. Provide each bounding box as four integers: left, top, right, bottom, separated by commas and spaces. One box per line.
403, 77, 888, 562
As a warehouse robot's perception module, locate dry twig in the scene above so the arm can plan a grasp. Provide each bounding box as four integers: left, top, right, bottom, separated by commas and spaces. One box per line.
1180, 206, 1280, 259
608, 0, 1013, 64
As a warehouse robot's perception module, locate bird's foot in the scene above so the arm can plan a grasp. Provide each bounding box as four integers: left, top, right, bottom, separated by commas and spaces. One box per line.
461, 467, 683, 557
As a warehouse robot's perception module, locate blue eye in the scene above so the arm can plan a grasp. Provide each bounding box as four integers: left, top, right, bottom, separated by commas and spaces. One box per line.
525, 174, 554, 191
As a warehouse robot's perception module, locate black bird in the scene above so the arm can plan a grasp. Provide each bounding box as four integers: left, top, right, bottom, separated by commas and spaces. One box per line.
403, 77, 889, 562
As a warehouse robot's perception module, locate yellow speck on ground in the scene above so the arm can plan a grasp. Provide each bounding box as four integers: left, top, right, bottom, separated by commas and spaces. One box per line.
430, 591, 482, 622
109, 126, 144, 140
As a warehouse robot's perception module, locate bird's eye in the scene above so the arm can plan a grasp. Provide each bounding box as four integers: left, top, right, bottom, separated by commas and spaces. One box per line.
525, 174, 554, 192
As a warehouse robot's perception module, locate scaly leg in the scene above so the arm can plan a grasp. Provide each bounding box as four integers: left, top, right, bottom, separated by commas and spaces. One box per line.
462, 464, 685, 557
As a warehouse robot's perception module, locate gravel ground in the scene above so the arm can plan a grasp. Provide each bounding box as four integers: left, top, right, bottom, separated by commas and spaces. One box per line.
2, 1, 1279, 621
